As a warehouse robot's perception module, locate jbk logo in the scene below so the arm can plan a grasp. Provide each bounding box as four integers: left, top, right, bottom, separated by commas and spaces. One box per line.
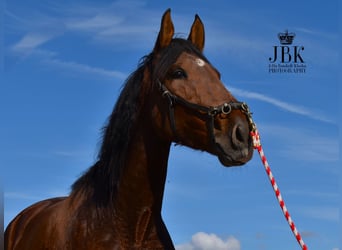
268, 30, 306, 73
269, 46, 305, 63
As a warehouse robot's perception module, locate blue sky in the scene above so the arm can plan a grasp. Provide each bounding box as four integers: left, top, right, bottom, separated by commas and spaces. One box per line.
1, 1, 340, 249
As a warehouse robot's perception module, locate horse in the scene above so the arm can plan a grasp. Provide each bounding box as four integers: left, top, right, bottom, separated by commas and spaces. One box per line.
5, 9, 253, 249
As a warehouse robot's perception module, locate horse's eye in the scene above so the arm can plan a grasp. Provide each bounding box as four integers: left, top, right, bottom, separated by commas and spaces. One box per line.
172, 68, 187, 79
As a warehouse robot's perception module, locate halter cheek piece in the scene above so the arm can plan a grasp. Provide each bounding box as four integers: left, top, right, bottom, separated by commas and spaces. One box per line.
157, 79, 254, 148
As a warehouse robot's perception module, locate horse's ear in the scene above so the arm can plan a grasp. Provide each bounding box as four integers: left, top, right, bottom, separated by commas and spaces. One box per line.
188, 14, 205, 52
153, 9, 174, 52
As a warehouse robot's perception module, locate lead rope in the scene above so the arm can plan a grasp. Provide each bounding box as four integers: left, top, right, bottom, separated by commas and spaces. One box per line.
243, 104, 308, 250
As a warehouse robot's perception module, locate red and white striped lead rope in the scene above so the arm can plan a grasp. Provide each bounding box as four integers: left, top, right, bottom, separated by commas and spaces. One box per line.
250, 129, 308, 250
242, 103, 308, 250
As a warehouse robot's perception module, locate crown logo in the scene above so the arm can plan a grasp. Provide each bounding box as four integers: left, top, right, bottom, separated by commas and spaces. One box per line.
278, 30, 296, 45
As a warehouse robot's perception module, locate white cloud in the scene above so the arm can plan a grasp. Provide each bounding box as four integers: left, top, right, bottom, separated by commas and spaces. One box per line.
11, 32, 56, 53
5, 190, 68, 201
176, 232, 240, 250
229, 86, 335, 124
280, 138, 339, 163
66, 14, 124, 31
44, 58, 127, 80
6, 0, 153, 78
4, 192, 42, 201
287, 190, 339, 201
257, 123, 339, 163
64, 0, 159, 47
299, 206, 339, 222
66, 12, 155, 39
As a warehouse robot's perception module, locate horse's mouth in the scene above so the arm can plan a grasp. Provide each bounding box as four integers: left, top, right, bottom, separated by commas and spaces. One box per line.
218, 153, 246, 167
216, 143, 253, 167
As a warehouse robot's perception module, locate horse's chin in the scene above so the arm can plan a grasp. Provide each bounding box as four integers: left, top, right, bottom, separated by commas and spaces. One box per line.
216, 144, 253, 167
217, 154, 246, 167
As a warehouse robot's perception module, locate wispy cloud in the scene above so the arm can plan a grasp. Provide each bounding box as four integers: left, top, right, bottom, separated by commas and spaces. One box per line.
63, 0, 160, 47
66, 14, 124, 31
11, 32, 56, 53
7, 16, 127, 80
4, 192, 42, 201
6, 0, 156, 79
286, 190, 339, 201
299, 206, 339, 222
44, 58, 127, 80
5, 190, 68, 201
229, 86, 335, 124
294, 27, 334, 39
280, 139, 339, 163
65, 11, 156, 46
258, 123, 339, 163
176, 232, 240, 250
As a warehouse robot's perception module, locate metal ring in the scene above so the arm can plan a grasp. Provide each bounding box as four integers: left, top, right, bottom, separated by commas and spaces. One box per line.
221, 103, 231, 114
162, 90, 170, 97
241, 102, 249, 113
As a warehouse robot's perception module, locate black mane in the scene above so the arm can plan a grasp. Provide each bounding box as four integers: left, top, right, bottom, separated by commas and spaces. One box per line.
70, 38, 208, 206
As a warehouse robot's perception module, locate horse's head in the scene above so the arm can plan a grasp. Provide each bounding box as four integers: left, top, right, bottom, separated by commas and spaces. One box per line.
148, 9, 253, 167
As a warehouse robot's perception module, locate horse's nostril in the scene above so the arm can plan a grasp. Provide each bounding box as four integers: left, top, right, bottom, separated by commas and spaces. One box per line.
235, 125, 244, 142
232, 123, 248, 149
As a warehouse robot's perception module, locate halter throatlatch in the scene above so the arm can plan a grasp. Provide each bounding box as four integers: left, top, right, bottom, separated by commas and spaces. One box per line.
157, 79, 252, 147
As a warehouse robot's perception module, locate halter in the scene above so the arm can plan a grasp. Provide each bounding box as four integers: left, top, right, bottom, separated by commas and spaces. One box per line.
157, 79, 254, 148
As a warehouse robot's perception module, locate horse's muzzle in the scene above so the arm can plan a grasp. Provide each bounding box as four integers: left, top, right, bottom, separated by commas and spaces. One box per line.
215, 115, 254, 167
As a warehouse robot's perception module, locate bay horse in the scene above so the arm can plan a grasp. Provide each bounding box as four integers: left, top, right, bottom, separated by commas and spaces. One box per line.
5, 9, 253, 249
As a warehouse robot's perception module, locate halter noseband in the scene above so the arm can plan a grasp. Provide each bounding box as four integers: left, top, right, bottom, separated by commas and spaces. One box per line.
157, 79, 254, 147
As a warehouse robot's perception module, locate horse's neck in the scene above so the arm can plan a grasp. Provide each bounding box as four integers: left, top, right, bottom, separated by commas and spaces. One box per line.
115, 127, 170, 213
113, 120, 172, 245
